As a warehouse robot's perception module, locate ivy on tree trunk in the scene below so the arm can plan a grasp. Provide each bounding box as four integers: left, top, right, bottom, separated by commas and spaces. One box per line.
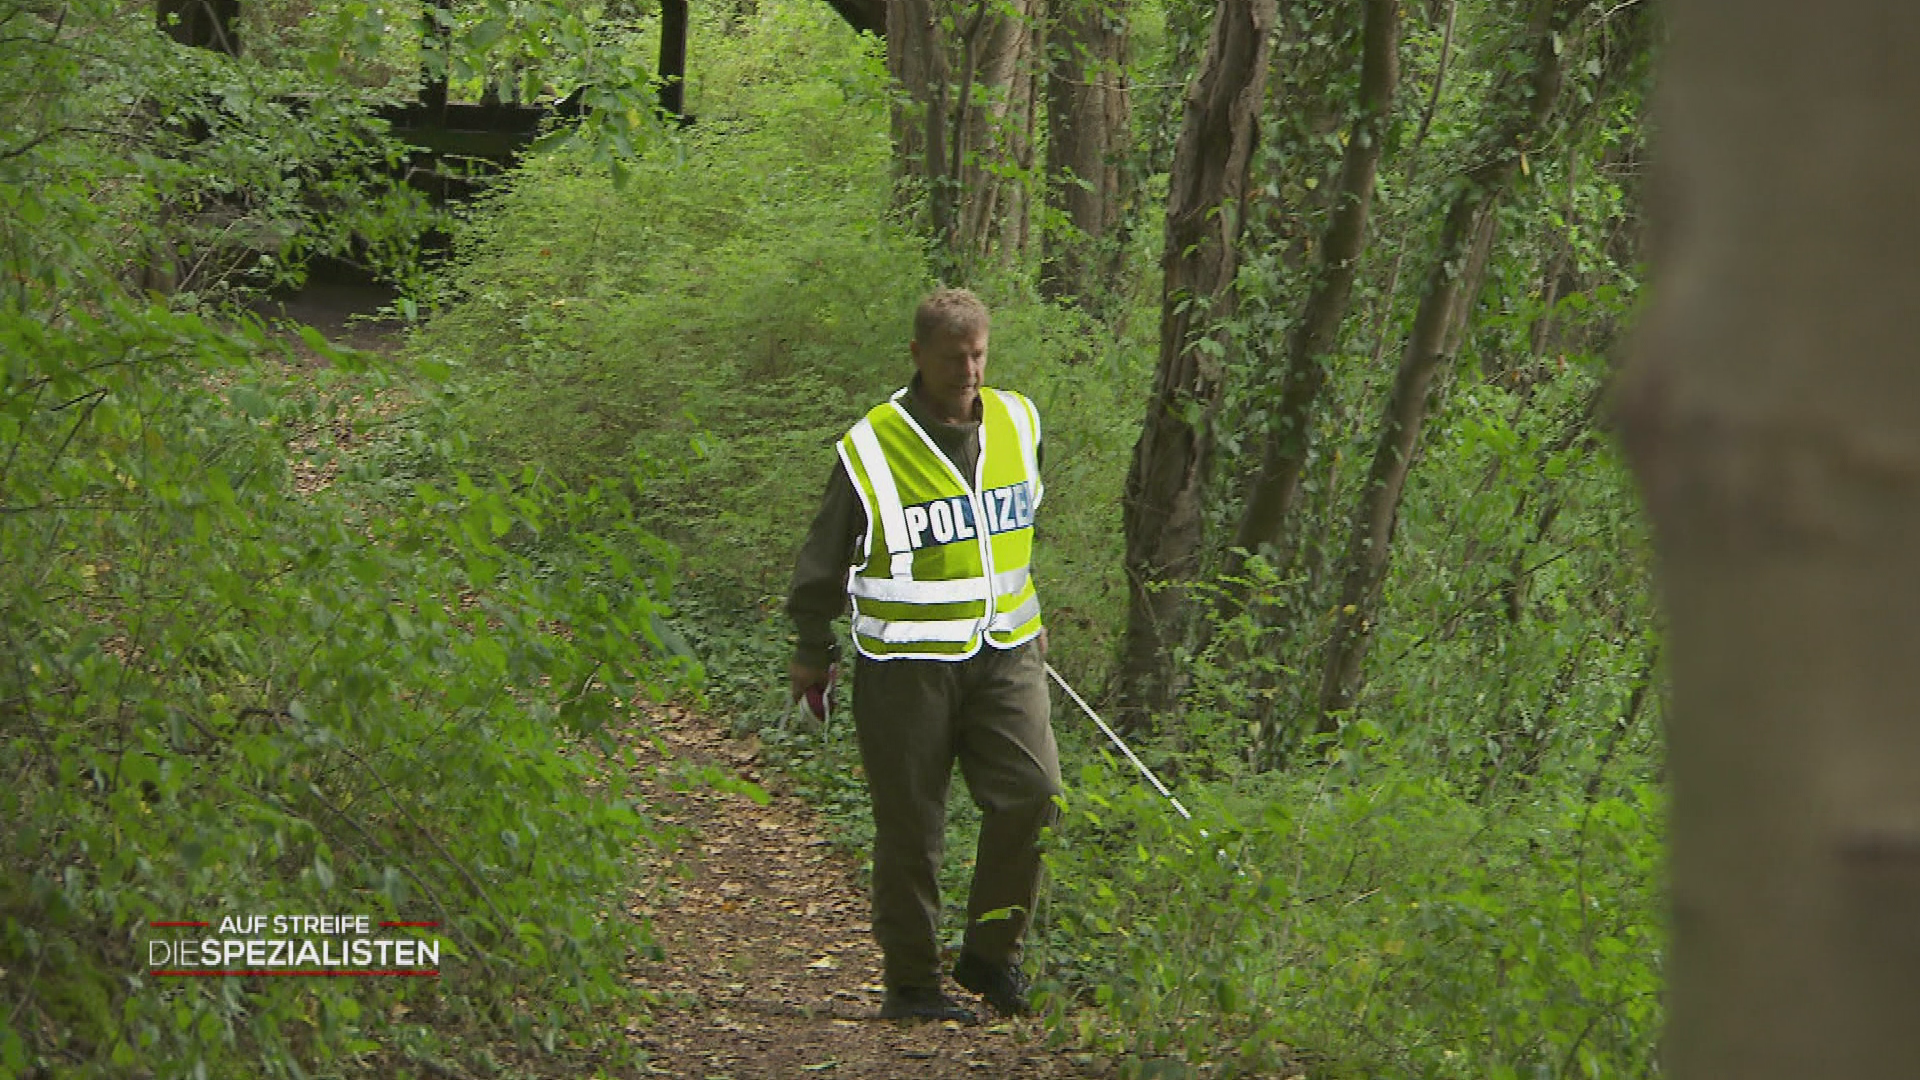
1229, 0, 1401, 585
1114, 0, 1275, 730
1316, 0, 1586, 730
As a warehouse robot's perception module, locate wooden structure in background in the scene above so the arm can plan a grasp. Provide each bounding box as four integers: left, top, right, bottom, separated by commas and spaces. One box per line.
157, 0, 241, 53
155, 0, 699, 196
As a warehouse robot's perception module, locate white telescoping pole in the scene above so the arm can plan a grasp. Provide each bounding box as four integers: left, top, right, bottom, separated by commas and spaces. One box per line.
1045, 662, 1191, 821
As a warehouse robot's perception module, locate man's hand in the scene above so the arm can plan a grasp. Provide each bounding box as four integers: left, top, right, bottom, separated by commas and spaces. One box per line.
1037, 627, 1049, 658
789, 660, 830, 702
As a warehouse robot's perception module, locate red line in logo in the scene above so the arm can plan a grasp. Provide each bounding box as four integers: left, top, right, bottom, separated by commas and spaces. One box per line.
150, 921, 210, 927
378, 921, 441, 928
153, 970, 441, 978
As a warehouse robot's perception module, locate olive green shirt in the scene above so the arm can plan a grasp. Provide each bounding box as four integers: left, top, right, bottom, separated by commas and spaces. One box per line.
786, 378, 1038, 669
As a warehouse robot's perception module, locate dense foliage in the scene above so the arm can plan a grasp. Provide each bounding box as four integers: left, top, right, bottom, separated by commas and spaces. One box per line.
5, 0, 1665, 1075
414, 1, 1665, 1076
1, 0, 691, 1075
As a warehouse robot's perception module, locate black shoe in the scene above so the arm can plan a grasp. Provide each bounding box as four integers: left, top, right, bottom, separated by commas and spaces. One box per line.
952, 951, 1032, 1017
879, 985, 978, 1024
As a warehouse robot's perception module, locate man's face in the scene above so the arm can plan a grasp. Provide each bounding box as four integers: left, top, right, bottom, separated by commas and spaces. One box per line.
910, 326, 989, 420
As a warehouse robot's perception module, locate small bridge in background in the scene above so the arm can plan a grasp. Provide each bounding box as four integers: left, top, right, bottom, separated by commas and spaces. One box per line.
153, 0, 882, 304
153, 0, 731, 196
154, 0, 887, 190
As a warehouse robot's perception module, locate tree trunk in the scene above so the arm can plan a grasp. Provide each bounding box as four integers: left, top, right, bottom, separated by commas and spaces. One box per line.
888, 0, 953, 235
1014, 14, 1045, 257
658, 0, 690, 118
1621, 4, 1920, 1078
1113, 0, 1276, 730
887, 0, 1041, 270
1228, 0, 1400, 581
956, 0, 1042, 264
1040, 0, 1131, 304
1316, 0, 1581, 728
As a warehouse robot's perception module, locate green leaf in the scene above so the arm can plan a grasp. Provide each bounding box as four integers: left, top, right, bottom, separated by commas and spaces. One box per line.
645, 612, 695, 660
376, 866, 407, 905
0, 1025, 28, 1072
465, 17, 508, 52
120, 751, 159, 787
230, 386, 272, 418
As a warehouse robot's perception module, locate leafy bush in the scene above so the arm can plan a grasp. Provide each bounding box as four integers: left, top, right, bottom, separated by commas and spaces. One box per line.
392, 4, 1669, 1080
0, 0, 696, 1073
414, 0, 1153, 682
2, 296, 700, 1077
1038, 721, 1663, 1080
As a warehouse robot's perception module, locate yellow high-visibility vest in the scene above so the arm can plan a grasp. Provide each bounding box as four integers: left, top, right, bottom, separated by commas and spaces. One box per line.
838, 386, 1044, 661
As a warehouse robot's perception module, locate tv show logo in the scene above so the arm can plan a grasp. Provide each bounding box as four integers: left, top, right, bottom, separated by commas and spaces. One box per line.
146, 914, 442, 977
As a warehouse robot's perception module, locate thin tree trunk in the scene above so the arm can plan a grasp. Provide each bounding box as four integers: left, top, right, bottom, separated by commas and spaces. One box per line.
658, 0, 690, 118
1443, 205, 1500, 358
957, 0, 1041, 262
946, 1, 987, 253
1622, 4, 1920, 1078
888, 0, 953, 233
1316, 0, 1583, 728
1113, 0, 1276, 730
1228, 0, 1401, 582
1040, 0, 1131, 303
1013, 16, 1045, 259
887, 0, 1040, 269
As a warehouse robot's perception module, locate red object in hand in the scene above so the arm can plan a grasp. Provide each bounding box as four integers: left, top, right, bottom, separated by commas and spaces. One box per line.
801, 664, 838, 723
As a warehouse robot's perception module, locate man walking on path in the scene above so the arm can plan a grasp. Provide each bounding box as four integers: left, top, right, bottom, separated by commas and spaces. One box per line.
786, 288, 1061, 1023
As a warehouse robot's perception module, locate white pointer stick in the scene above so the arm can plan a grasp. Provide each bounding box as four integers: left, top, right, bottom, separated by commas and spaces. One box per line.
1045, 662, 1192, 821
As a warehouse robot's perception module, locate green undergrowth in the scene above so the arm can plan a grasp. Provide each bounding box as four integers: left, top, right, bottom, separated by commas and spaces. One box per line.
1032, 723, 1663, 1079
2, 301, 697, 1077
1, 0, 709, 1071
404, 3, 1666, 1080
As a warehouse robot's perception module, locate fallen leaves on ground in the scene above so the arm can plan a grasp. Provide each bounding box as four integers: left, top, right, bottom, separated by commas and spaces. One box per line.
621, 702, 1102, 1079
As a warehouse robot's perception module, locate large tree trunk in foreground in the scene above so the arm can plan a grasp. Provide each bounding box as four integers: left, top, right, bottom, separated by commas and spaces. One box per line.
1113, 0, 1275, 730
1620, 3, 1920, 1077
1316, 0, 1581, 728
1228, 0, 1400, 581
1040, 0, 1131, 304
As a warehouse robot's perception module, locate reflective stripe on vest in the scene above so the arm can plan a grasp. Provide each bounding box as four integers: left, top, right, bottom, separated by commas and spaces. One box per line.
839, 386, 1044, 661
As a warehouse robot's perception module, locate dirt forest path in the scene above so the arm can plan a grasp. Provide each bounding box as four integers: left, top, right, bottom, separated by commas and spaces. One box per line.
271, 294, 1105, 1078
621, 702, 1101, 1079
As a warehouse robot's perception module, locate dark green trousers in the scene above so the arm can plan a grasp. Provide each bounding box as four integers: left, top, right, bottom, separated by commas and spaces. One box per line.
851, 640, 1061, 991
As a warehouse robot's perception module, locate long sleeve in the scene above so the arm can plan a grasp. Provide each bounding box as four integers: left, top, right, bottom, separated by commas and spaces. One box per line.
786, 459, 864, 670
